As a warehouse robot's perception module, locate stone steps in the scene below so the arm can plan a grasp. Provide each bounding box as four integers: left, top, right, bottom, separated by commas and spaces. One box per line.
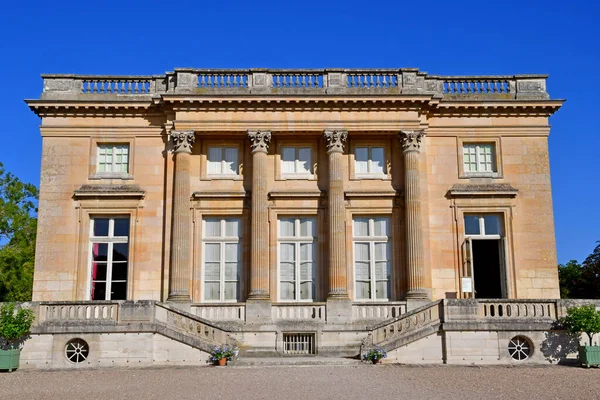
230, 356, 363, 367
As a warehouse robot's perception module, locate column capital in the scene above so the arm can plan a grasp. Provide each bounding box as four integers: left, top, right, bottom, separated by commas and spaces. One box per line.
248, 130, 271, 153
399, 130, 425, 153
324, 130, 348, 153
170, 130, 195, 154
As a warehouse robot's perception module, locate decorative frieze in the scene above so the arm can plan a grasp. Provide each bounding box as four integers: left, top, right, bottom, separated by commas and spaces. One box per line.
248, 130, 271, 153
324, 130, 348, 153
170, 130, 195, 154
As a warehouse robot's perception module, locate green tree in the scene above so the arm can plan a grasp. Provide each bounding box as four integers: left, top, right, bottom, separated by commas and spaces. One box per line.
0, 163, 38, 301
558, 260, 583, 299
579, 242, 600, 299
562, 304, 600, 346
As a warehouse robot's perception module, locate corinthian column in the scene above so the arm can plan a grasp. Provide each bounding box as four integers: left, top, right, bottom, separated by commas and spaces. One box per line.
247, 130, 271, 300
324, 130, 349, 300
168, 130, 195, 302
399, 130, 429, 300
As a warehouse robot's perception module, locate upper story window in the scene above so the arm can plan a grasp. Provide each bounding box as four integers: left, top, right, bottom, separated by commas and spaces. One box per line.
90, 217, 130, 301
97, 144, 129, 174
281, 147, 312, 176
207, 147, 239, 176
355, 146, 385, 176
463, 143, 496, 174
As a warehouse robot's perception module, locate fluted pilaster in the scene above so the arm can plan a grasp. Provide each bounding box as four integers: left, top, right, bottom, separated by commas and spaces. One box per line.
325, 130, 349, 299
400, 130, 428, 300
247, 130, 271, 300
168, 130, 195, 302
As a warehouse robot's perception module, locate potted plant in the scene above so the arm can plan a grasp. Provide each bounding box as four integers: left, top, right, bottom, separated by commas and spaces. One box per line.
209, 344, 239, 366
561, 304, 600, 368
0, 303, 35, 372
362, 345, 387, 364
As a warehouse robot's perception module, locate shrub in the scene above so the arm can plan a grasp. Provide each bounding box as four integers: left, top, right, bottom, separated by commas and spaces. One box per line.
363, 345, 387, 362
209, 344, 239, 362
561, 304, 600, 346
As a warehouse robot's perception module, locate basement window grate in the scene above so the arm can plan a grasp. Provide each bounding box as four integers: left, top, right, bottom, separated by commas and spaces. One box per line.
283, 333, 316, 355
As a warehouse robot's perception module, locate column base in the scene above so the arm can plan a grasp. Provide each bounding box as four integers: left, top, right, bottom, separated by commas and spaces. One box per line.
245, 299, 272, 323
326, 297, 352, 324
167, 294, 191, 303
165, 300, 192, 312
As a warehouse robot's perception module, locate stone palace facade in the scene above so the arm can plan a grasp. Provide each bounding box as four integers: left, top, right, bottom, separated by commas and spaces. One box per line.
21, 68, 570, 367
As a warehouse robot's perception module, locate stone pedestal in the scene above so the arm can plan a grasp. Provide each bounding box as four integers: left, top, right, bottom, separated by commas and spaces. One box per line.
324, 130, 349, 300
400, 130, 429, 301
167, 130, 195, 303
246, 131, 272, 322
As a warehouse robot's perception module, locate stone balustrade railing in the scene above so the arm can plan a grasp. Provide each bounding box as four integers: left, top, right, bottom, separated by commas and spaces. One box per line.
352, 302, 406, 321
39, 69, 550, 100
39, 301, 119, 323
154, 303, 231, 345
192, 304, 246, 322
478, 300, 557, 320
271, 303, 326, 321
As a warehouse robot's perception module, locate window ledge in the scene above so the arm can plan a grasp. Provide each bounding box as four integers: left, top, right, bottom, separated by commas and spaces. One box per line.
279, 174, 315, 181
447, 183, 518, 199
352, 174, 391, 181
459, 172, 502, 179
202, 175, 243, 181
89, 174, 134, 180
73, 184, 145, 199
192, 191, 247, 199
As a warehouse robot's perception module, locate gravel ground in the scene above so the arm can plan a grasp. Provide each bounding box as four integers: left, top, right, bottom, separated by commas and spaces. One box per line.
0, 365, 598, 400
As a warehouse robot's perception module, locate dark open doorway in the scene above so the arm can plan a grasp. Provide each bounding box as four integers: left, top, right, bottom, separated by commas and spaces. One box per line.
472, 239, 503, 299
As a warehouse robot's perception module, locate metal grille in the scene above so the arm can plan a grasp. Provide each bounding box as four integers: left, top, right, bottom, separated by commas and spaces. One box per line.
283, 333, 316, 355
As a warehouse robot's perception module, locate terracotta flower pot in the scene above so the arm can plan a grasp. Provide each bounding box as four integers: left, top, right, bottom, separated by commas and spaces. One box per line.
372, 359, 380, 364
217, 358, 227, 366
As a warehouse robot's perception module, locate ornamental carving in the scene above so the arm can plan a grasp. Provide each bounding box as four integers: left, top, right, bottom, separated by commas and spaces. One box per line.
324, 130, 348, 153
170, 130, 195, 154
248, 130, 271, 153
399, 130, 425, 153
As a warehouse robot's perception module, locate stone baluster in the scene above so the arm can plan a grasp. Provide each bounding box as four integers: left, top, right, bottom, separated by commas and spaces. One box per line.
399, 130, 429, 301
324, 130, 349, 300
168, 130, 195, 302
247, 130, 271, 300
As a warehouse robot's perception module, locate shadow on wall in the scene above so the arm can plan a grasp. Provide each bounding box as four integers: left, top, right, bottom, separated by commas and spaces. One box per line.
540, 324, 580, 365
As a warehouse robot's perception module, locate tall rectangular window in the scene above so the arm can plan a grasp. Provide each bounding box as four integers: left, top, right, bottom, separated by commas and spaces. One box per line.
90, 217, 130, 300
281, 147, 312, 175
278, 217, 316, 301
355, 146, 385, 175
463, 143, 496, 173
207, 147, 239, 175
203, 218, 241, 302
98, 144, 129, 174
353, 216, 391, 300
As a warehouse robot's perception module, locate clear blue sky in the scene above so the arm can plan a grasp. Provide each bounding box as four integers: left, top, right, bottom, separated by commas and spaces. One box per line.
0, 0, 598, 264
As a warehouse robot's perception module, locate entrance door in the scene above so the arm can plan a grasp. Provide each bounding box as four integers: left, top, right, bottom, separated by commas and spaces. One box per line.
463, 214, 508, 299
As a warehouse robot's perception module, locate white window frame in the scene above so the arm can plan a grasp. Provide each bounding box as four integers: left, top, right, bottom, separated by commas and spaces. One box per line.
462, 143, 497, 174
88, 217, 130, 301
354, 146, 386, 177
464, 214, 502, 239
202, 217, 241, 303
277, 217, 317, 302
352, 216, 391, 301
280, 146, 313, 177
97, 144, 129, 175
206, 146, 239, 176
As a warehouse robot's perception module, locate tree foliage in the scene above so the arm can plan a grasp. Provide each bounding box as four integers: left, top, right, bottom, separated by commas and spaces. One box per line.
558, 242, 600, 299
561, 304, 600, 346
0, 163, 38, 301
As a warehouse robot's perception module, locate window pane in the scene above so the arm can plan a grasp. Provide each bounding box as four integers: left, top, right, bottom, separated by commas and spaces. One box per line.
299, 218, 314, 238
353, 218, 369, 237
356, 281, 370, 300
93, 219, 109, 237
225, 243, 238, 262
376, 280, 389, 300
91, 262, 107, 281
205, 282, 220, 301
280, 282, 295, 300
280, 243, 295, 262
207, 147, 222, 174
113, 243, 129, 261
110, 282, 127, 300
224, 148, 238, 174
354, 243, 370, 261
355, 261, 370, 280
300, 281, 313, 300
91, 282, 106, 301
297, 148, 312, 174
225, 262, 238, 280
204, 262, 220, 280
463, 145, 477, 172
281, 147, 296, 174
205, 243, 220, 262
280, 262, 295, 281
484, 215, 501, 235
92, 243, 108, 262
373, 217, 389, 237
375, 261, 389, 280
112, 263, 128, 281
205, 219, 221, 237
279, 219, 295, 237
300, 261, 313, 281
113, 218, 130, 237
464, 215, 480, 235
371, 147, 385, 174
224, 282, 238, 301
225, 219, 239, 238
355, 147, 368, 173
374, 242, 388, 261
300, 243, 313, 262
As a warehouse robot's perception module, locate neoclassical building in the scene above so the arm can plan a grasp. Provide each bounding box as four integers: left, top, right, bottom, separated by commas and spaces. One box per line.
21, 69, 568, 366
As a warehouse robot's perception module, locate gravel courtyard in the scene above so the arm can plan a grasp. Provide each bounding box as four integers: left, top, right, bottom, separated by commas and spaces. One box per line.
0, 364, 598, 400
